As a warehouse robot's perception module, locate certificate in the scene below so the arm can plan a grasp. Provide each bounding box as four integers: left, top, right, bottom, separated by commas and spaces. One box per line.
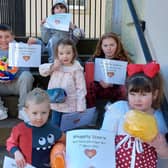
60, 107, 96, 131
44, 13, 72, 31
8, 42, 41, 67
3, 156, 35, 168
66, 129, 116, 168
94, 58, 128, 85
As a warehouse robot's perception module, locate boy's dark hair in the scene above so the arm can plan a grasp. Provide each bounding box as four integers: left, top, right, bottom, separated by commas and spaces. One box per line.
55, 38, 78, 63
0, 24, 13, 34
126, 72, 164, 109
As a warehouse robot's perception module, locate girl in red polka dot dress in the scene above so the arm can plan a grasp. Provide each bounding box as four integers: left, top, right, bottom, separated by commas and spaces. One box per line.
101, 61, 168, 168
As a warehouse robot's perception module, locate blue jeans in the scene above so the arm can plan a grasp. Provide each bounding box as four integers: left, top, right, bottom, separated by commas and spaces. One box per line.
50, 110, 63, 127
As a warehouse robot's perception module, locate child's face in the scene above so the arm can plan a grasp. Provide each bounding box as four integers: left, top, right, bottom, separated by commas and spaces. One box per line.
128, 91, 154, 113
0, 30, 14, 50
101, 37, 117, 59
57, 44, 74, 66
53, 4, 67, 13
25, 101, 50, 127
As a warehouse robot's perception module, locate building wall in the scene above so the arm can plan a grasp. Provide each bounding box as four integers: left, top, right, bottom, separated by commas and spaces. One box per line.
121, 0, 168, 101
144, 0, 168, 101
121, 0, 146, 63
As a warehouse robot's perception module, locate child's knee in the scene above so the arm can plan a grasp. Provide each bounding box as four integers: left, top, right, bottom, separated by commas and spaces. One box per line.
19, 71, 34, 82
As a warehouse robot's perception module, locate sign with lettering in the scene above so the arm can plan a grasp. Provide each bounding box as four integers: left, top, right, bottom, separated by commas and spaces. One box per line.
3, 156, 35, 168
66, 129, 115, 168
60, 107, 96, 131
94, 58, 128, 85
8, 42, 41, 67
44, 13, 72, 31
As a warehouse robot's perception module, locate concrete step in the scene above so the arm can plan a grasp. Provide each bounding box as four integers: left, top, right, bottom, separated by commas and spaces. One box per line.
2, 96, 18, 118
0, 118, 21, 146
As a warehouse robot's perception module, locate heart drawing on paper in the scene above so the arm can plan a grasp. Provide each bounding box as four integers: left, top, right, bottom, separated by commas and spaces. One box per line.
55, 19, 60, 24
73, 118, 80, 124
107, 71, 114, 77
84, 149, 97, 159
23, 56, 30, 61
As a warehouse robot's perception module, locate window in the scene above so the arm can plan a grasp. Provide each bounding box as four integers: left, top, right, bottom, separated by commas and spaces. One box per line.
68, 0, 85, 10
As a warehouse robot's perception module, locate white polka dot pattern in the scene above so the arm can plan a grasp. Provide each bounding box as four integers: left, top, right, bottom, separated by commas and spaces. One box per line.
115, 135, 157, 168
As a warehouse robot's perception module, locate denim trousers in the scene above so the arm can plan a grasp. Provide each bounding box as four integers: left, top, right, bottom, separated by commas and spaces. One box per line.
50, 110, 63, 127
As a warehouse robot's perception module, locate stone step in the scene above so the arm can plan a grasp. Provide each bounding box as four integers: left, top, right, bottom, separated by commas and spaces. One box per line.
0, 118, 21, 146
2, 96, 18, 118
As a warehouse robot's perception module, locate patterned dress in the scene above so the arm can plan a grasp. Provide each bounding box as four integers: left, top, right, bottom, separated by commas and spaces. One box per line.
115, 135, 157, 168
101, 101, 168, 168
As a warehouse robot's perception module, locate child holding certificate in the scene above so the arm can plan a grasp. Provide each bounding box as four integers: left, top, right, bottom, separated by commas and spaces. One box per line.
41, 0, 85, 63
0, 24, 36, 121
39, 38, 86, 127
86, 32, 132, 127
6, 88, 65, 168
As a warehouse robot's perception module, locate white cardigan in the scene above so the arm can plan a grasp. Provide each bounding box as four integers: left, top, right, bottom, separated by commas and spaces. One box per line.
39, 60, 87, 113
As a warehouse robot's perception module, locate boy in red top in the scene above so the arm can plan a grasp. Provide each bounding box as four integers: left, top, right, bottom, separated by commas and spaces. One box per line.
6, 88, 65, 168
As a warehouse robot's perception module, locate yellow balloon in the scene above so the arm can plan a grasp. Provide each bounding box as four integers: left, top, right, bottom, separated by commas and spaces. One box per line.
123, 110, 158, 142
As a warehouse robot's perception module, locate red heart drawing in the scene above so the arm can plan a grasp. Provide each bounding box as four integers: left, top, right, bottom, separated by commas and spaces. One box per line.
23, 55, 30, 61
55, 20, 60, 24
73, 118, 80, 124
84, 149, 97, 159
107, 71, 114, 77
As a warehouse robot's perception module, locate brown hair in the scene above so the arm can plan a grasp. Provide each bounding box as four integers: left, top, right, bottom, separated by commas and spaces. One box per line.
126, 72, 164, 109
55, 38, 78, 63
93, 32, 132, 63
52, 3, 68, 14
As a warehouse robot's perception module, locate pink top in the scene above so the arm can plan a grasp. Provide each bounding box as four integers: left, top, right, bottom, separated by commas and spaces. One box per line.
39, 60, 87, 113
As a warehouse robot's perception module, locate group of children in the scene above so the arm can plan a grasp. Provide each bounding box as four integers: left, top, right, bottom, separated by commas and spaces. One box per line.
1, 0, 168, 167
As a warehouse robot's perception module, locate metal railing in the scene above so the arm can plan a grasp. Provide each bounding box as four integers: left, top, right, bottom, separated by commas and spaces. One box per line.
0, 0, 26, 36
0, 0, 107, 39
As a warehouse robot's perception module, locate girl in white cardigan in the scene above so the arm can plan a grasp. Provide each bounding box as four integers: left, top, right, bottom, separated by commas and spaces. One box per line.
39, 38, 86, 127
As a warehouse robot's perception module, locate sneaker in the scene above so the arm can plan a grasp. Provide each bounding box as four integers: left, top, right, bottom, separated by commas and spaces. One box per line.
0, 107, 8, 120
18, 108, 29, 122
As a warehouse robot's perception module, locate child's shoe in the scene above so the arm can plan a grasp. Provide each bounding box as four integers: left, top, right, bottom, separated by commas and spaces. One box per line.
0, 107, 8, 120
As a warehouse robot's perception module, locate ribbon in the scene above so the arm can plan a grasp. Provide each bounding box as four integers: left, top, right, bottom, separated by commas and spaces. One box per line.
127, 61, 160, 78
116, 135, 144, 168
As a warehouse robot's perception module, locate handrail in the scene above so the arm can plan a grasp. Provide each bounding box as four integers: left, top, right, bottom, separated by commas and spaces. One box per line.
127, 0, 168, 125
127, 0, 152, 62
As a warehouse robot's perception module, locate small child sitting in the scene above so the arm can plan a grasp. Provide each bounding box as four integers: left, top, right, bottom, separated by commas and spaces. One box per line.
6, 88, 65, 168
41, 0, 85, 63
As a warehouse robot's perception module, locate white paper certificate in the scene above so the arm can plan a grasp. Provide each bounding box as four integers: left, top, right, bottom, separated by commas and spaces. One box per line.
60, 107, 96, 131
94, 58, 128, 85
3, 156, 35, 168
8, 42, 41, 67
44, 13, 72, 31
66, 129, 116, 168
